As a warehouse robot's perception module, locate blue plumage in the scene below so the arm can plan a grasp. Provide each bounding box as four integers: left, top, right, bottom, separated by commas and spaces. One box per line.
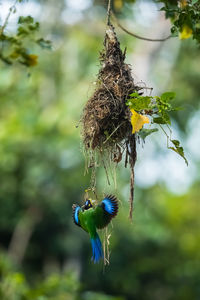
90, 234, 103, 263
74, 206, 80, 225
102, 195, 118, 216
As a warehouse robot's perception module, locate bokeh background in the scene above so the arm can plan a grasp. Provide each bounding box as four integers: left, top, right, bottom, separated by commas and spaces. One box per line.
0, 0, 200, 299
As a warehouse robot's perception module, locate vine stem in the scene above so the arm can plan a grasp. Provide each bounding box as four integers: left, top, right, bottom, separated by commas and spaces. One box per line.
112, 11, 172, 42
0, 0, 18, 36
159, 124, 170, 148
107, 0, 112, 26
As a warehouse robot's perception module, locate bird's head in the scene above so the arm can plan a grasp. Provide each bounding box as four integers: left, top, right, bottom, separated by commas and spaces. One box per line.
83, 199, 93, 210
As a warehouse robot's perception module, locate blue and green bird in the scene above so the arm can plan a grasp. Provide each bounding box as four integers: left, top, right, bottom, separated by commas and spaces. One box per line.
72, 195, 118, 263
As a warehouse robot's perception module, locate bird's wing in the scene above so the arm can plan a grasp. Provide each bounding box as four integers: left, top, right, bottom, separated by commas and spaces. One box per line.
72, 204, 81, 227
93, 195, 118, 229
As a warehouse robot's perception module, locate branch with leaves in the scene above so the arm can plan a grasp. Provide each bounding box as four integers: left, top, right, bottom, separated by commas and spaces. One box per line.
111, 0, 200, 45
160, 0, 200, 43
126, 91, 188, 165
0, 1, 51, 67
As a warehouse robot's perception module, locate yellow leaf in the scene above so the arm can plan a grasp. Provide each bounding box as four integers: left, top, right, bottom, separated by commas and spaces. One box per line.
26, 54, 38, 66
130, 109, 150, 134
114, 0, 123, 11
179, 25, 193, 40
180, 0, 187, 8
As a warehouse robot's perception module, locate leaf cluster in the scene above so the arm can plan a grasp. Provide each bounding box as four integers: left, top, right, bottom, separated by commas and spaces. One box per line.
0, 15, 51, 67
159, 0, 200, 44
126, 91, 188, 165
127, 91, 176, 125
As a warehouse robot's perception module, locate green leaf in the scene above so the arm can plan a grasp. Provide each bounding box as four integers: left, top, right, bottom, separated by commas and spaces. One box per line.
169, 139, 188, 166
0, 54, 12, 65
153, 117, 167, 124
37, 38, 52, 49
161, 111, 171, 125
17, 26, 29, 36
127, 95, 151, 111
161, 92, 176, 102
169, 146, 188, 166
171, 139, 180, 147
18, 16, 34, 24
138, 128, 158, 141
171, 25, 179, 36
28, 22, 40, 31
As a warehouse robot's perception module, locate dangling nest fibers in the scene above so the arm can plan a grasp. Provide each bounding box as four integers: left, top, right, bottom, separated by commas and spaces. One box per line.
82, 25, 142, 218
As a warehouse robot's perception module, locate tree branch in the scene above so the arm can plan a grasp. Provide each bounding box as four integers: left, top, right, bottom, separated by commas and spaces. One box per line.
112, 12, 172, 42
8, 205, 42, 265
0, 0, 18, 36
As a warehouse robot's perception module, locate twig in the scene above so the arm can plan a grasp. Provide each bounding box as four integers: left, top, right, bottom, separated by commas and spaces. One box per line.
129, 164, 134, 220
0, 0, 18, 36
101, 156, 111, 185
128, 135, 137, 220
107, 0, 112, 26
103, 121, 125, 144
112, 12, 172, 42
159, 124, 170, 148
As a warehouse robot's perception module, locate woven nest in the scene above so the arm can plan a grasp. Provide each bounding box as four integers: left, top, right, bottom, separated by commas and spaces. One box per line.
82, 25, 141, 218
82, 25, 141, 150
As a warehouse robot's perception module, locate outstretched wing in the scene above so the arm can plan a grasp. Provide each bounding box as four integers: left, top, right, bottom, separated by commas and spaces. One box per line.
93, 195, 118, 229
72, 204, 81, 227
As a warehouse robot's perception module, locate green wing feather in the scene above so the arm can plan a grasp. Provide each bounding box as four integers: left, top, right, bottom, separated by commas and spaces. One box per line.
93, 195, 118, 229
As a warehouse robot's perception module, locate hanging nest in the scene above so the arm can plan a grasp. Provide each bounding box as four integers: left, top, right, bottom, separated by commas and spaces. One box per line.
82, 24, 142, 218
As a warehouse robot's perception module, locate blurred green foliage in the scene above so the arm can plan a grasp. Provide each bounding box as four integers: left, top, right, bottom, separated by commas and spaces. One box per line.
0, 0, 200, 300
160, 0, 200, 43
0, 2, 51, 66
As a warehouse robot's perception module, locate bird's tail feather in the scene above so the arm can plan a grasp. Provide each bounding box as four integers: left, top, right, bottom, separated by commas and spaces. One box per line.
90, 234, 103, 263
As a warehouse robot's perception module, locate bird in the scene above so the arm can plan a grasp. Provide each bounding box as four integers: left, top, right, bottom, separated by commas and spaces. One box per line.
72, 195, 118, 263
